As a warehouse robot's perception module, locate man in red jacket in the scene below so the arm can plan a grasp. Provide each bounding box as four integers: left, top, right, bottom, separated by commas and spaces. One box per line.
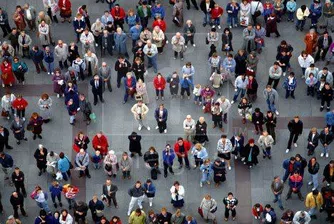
111, 4, 125, 30
174, 137, 191, 169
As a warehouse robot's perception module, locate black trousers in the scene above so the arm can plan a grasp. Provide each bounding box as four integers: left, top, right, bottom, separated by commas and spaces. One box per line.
157, 120, 167, 133
106, 193, 118, 206
177, 155, 190, 167
181, 87, 190, 96
315, 47, 329, 61
266, 125, 276, 142
286, 188, 303, 199
51, 194, 61, 203
117, 73, 125, 87
321, 98, 331, 108
13, 204, 27, 218
185, 36, 194, 45
0, 23, 11, 36
186, 0, 198, 8
163, 162, 173, 176
267, 78, 280, 89
287, 132, 299, 149
14, 183, 26, 196
79, 166, 90, 176
16, 109, 25, 118
225, 208, 236, 218
93, 92, 103, 104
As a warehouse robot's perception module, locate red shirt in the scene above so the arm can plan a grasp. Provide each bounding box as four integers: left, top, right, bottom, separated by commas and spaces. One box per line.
211, 7, 224, 19
111, 7, 126, 20
12, 98, 28, 110
152, 20, 167, 32
153, 76, 166, 90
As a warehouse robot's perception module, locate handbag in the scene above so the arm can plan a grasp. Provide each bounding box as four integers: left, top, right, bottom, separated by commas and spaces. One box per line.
105, 164, 112, 171
254, 2, 261, 17
198, 207, 203, 217
1, 110, 9, 117
205, 37, 209, 45
65, 157, 74, 169
240, 16, 249, 26
96, 210, 104, 217
26, 124, 34, 131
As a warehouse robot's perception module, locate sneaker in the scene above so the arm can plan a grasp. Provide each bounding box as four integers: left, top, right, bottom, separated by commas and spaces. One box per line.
231, 100, 234, 104
138, 126, 142, 131
275, 110, 280, 116
286, 149, 290, 153
212, 25, 215, 28
279, 206, 284, 210
22, 117, 25, 121
57, 94, 60, 98
147, 126, 151, 131
149, 202, 152, 207
193, 44, 196, 47
228, 166, 231, 170
326, 153, 329, 158
294, 143, 298, 148
283, 72, 286, 76
162, 97, 164, 101
312, 187, 317, 191
234, 155, 238, 160
127, 212, 131, 216
164, 129, 167, 133
165, 40, 169, 44
308, 181, 313, 186
139, 205, 143, 209
155, 126, 159, 130
217, 25, 221, 29
200, 182, 203, 187
320, 153, 324, 157
207, 181, 210, 185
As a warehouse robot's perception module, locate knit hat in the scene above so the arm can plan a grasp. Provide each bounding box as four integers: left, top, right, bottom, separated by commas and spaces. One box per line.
248, 139, 255, 144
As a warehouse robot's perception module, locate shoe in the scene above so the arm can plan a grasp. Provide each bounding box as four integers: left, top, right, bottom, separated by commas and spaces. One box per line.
138, 126, 142, 131
86, 174, 91, 178
38, 135, 42, 139
273, 199, 278, 203
162, 97, 164, 101
164, 174, 167, 178
308, 181, 313, 186
326, 153, 329, 158
54, 203, 57, 208
164, 129, 167, 133
286, 149, 290, 153
231, 100, 234, 104
320, 107, 324, 112
299, 197, 304, 201
249, 166, 252, 169
147, 126, 151, 131
179, 165, 183, 169
187, 96, 191, 100
6, 145, 13, 149
275, 110, 279, 116
285, 196, 291, 200
127, 212, 131, 216
279, 206, 284, 211
283, 72, 286, 76
224, 218, 228, 221
232, 217, 236, 221
156, 96, 159, 100
149, 202, 152, 207
217, 25, 221, 29
234, 155, 238, 160
193, 44, 196, 47
33, 135, 36, 140
228, 166, 231, 170
57, 94, 60, 98
155, 126, 159, 130
327, 107, 331, 111
38, 171, 42, 176
139, 205, 143, 209
59, 202, 63, 207
294, 143, 298, 148
24, 137, 28, 141
207, 181, 210, 185
321, 153, 324, 157
312, 187, 317, 191
200, 182, 203, 187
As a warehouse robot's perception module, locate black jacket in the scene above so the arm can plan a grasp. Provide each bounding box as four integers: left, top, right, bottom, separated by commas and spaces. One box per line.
252, 112, 264, 125
243, 144, 259, 164
200, 0, 215, 13
144, 151, 159, 167
102, 184, 118, 197
234, 52, 247, 75
90, 78, 103, 94
114, 59, 131, 76
264, 115, 277, 128
246, 78, 258, 95
11, 171, 25, 186
317, 35, 333, 49
307, 131, 320, 147
10, 193, 24, 208
287, 120, 303, 134
157, 212, 172, 224
321, 87, 333, 101
323, 163, 334, 182
0, 127, 10, 151
222, 32, 233, 51
319, 130, 334, 145
308, 161, 320, 175
73, 201, 88, 219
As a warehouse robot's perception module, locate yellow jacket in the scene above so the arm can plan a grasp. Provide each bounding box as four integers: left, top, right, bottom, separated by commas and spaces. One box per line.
305, 192, 323, 209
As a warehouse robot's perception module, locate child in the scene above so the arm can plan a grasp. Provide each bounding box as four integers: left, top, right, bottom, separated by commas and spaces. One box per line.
193, 84, 202, 104
252, 203, 264, 219
286, 0, 296, 22
210, 72, 223, 96
167, 72, 180, 98
283, 72, 297, 99
305, 73, 318, 97
91, 150, 102, 169
211, 102, 223, 131
276, 51, 291, 76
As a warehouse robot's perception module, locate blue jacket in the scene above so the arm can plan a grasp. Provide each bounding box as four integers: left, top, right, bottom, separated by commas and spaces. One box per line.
57, 157, 70, 172
262, 208, 277, 224
34, 214, 54, 224
123, 76, 137, 91
283, 159, 301, 173
151, 6, 165, 19
44, 51, 54, 63
154, 108, 168, 121
0, 153, 13, 168
222, 58, 236, 73
29, 49, 44, 63
73, 18, 86, 31
286, 1, 297, 12
114, 32, 128, 54
183, 218, 197, 224
126, 15, 140, 27
180, 78, 193, 89
200, 163, 213, 174
326, 111, 334, 126
226, 3, 240, 17
130, 25, 142, 40
191, 147, 208, 160
49, 185, 63, 196
143, 183, 156, 196
162, 148, 175, 165
91, 154, 102, 163
283, 77, 297, 91
309, 3, 322, 18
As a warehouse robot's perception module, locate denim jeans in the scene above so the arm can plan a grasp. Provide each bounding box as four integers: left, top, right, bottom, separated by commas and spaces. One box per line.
274, 193, 283, 208
310, 173, 319, 189
194, 95, 202, 103
37, 201, 51, 213
266, 99, 277, 113
93, 163, 100, 169
147, 55, 158, 73
296, 20, 306, 29
323, 145, 329, 154
61, 172, 69, 181
203, 13, 211, 25
213, 18, 221, 26
201, 172, 211, 183
287, 11, 294, 20
227, 15, 237, 27
233, 88, 246, 101
46, 62, 54, 74
308, 207, 317, 216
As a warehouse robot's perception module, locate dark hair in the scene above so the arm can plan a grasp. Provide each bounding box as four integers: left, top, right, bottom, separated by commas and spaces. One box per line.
228, 192, 233, 196
255, 108, 260, 113
40, 209, 47, 216
221, 134, 227, 138
135, 208, 142, 214
59, 152, 65, 158
312, 189, 319, 195
290, 157, 296, 161
265, 204, 271, 209
177, 137, 183, 141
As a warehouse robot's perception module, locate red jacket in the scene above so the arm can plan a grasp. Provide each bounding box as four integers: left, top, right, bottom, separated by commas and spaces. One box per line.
152, 20, 167, 32
174, 140, 191, 156
252, 204, 263, 217
92, 135, 109, 155
153, 76, 166, 90
111, 7, 126, 20
12, 98, 28, 110
211, 7, 224, 19
58, 0, 71, 10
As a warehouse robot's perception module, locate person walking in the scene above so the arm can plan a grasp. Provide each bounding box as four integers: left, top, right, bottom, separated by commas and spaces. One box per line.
102, 179, 118, 208
307, 157, 320, 191
199, 194, 217, 223
231, 74, 248, 104
271, 176, 284, 210
263, 85, 279, 116
11, 167, 27, 197
286, 116, 303, 153
223, 192, 238, 221
305, 189, 323, 219
174, 137, 191, 169
127, 181, 145, 216
10, 191, 27, 218
319, 126, 333, 158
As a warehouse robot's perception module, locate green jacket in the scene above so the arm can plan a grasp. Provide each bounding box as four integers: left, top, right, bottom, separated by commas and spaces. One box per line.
137, 6, 152, 18
129, 211, 146, 224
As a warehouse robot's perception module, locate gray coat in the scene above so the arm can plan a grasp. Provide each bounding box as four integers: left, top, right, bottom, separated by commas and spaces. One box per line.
75, 152, 89, 167
171, 213, 186, 224
200, 198, 218, 220
171, 35, 185, 53
24, 6, 37, 21
98, 66, 112, 80
46, 152, 59, 174
120, 157, 133, 171
18, 34, 32, 56
54, 43, 68, 61
263, 88, 279, 104
114, 32, 128, 55
242, 28, 256, 53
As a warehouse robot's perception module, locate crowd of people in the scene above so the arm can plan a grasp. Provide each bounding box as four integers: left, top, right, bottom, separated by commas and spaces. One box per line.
0, 0, 334, 223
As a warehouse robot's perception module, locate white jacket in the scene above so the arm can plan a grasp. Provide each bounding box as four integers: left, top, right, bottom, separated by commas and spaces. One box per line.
250, 1, 264, 15
1, 94, 16, 111
216, 98, 231, 114
298, 55, 314, 68
258, 135, 274, 148
296, 7, 310, 20
193, 87, 202, 96
59, 214, 74, 224
170, 185, 185, 201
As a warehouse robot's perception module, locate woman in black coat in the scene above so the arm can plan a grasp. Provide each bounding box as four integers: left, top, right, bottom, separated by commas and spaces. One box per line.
221, 28, 233, 55
194, 117, 209, 145
243, 139, 259, 168
246, 75, 258, 102
74, 131, 90, 151
132, 57, 146, 82
212, 158, 226, 187
33, 144, 48, 176
128, 132, 142, 157
307, 127, 319, 156
234, 49, 247, 76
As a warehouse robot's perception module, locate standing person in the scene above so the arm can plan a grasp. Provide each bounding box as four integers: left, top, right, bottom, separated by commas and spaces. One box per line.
211, 102, 223, 132
247, 75, 258, 102
172, 32, 185, 60
131, 100, 150, 131
128, 132, 142, 157
28, 112, 44, 140
0, 60, 15, 87
282, 157, 300, 183
283, 72, 297, 99
258, 131, 274, 159
237, 97, 252, 124
58, 0, 72, 23
10, 191, 27, 218
286, 116, 303, 153
242, 25, 256, 53
73, 14, 86, 43
127, 181, 145, 216
162, 144, 175, 178
304, 29, 318, 55
307, 157, 320, 190
191, 143, 208, 169
153, 73, 166, 100
12, 6, 26, 31
74, 131, 90, 151
319, 126, 333, 158
307, 127, 319, 156
103, 150, 117, 178
43, 47, 54, 75
29, 46, 46, 74
327, 110, 334, 133
305, 189, 323, 219
0, 8, 11, 37
129, 208, 146, 224
0, 152, 13, 182
323, 160, 334, 186
7, 28, 19, 56
199, 194, 217, 223
170, 181, 185, 208
11, 95, 27, 120
217, 134, 233, 170
186, 0, 199, 10
132, 57, 145, 82
137, 2, 151, 29
252, 203, 263, 220
90, 75, 104, 106
212, 158, 226, 187
183, 115, 196, 142
286, 172, 304, 201
267, 62, 282, 90
243, 139, 259, 168
38, 21, 51, 48
263, 85, 279, 116
75, 149, 91, 178
114, 27, 128, 57
120, 152, 132, 179
46, 151, 59, 177
183, 20, 196, 48
200, 0, 215, 27
252, 108, 264, 135
80, 29, 95, 55
49, 181, 63, 208
226, 0, 240, 29
143, 147, 160, 179
111, 4, 126, 29
245, 51, 259, 76
194, 117, 209, 145
11, 167, 26, 197
33, 186, 51, 213
211, 3, 224, 30
271, 176, 284, 210
57, 152, 71, 181
223, 192, 238, 221
52, 69, 65, 98
143, 40, 158, 73
280, 209, 294, 223
231, 74, 248, 104
73, 201, 88, 224
114, 55, 131, 88
216, 96, 231, 124
12, 57, 28, 84
154, 104, 168, 133
266, 13, 280, 37
144, 179, 156, 207
92, 132, 109, 156
315, 31, 332, 62
34, 144, 48, 176
88, 195, 104, 223
63, 184, 79, 210
262, 204, 277, 223
230, 134, 244, 160
264, 111, 277, 144
102, 179, 118, 208
298, 51, 314, 78
174, 137, 191, 169
37, 94, 52, 123
0, 125, 12, 151
320, 83, 333, 112
296, 5, 310, 31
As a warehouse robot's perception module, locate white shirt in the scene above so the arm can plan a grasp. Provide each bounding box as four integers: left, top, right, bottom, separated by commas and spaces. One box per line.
26, 9, 32, 20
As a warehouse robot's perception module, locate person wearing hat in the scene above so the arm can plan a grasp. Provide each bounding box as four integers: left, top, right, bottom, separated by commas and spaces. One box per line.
243, 139, 259, 168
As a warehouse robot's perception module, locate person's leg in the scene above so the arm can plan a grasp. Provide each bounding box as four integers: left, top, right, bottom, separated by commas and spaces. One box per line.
137, 195, 144, 208
282, 170, 290, 183
184, 155, 190, 168
277, 193, 283, 208
232, 88, 241, 101
177, 156, 183, 167
293, 133, 299, 144
287, 132, 294, 150
13, 207, 19, 218
286, 187, 292, 198
224, 208, 230, 219
231, 208, 236, 218
273, 79, 279, 89
312, 173, 319, 189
